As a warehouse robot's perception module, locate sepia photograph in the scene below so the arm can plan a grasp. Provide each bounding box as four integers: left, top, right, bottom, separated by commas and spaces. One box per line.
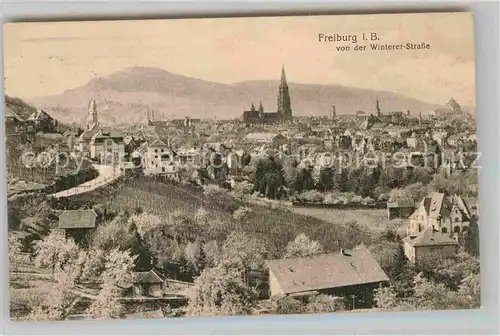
3, 12, 479, 322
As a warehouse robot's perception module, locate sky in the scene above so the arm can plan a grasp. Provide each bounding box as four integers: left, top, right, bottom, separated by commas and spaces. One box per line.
3, 12, 476, 105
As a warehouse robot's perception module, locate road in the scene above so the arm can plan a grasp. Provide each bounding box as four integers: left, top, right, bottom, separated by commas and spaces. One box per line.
49, 164, 122, 199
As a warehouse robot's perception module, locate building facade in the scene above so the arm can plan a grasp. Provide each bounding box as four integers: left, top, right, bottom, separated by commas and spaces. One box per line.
407, 192, 471, 237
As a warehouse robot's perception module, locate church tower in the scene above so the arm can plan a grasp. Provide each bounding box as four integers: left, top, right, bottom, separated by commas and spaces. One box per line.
86, 99, 98, 130
277, 65, 292, 120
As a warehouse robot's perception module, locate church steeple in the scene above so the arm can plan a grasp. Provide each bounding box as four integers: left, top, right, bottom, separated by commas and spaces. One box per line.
376, 98, 381, 117
86, 98, 98, 130
277, 65, 292, 120
258, 101, 264, 113
250, 102, 256, 112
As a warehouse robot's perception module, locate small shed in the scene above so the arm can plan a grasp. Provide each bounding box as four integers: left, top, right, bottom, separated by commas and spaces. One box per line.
387, 200, 415, 219
58, 209, 98, 230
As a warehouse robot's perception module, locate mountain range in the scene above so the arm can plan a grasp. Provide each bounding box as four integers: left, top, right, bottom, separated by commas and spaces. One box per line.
26, 66, 472, 125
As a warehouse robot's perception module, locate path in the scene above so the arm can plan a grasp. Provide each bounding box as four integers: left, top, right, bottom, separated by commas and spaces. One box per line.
49, 164, 122, 199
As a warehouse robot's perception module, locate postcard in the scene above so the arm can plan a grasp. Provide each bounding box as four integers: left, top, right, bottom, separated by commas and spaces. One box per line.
3, 12, 479, 321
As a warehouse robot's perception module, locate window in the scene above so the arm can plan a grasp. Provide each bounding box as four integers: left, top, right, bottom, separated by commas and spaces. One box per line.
418, 224, 422, 232
161, 149, 164, 153
454, 226, 460, 233
441, 227, 448, 234
155, 149, 158, 153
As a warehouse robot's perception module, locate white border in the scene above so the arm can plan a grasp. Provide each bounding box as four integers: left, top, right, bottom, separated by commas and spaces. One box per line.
1, 1, 499, 335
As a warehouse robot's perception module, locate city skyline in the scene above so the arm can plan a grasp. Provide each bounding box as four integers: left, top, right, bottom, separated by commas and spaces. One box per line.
4, 12, 475, 105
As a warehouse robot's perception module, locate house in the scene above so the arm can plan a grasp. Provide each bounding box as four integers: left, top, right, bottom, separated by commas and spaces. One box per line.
403, 228, 459, 263
58, 209, 98, 244
131, 269, 166, 297
129, 269, 193, 298
4, 106, 33, 140
89, 129, 126, 164
387, 200, 415, 220
58, 209, 98, 230
143, 139, 178, 175
408, 192, 472, 237
267, 247, 389, 308
28, 109, 57, 133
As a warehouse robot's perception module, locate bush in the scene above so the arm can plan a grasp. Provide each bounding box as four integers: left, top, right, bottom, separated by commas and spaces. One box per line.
296, 190, 324, 203
305, 294, 345, 314
275, 296, 304, 315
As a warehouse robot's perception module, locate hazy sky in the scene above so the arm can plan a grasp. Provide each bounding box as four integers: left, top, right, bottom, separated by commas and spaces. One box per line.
4, 12, 476, 105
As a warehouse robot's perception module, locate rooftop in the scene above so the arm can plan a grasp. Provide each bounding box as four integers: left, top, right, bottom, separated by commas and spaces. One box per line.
58, 209, 97, 229
267, 247, 389, 295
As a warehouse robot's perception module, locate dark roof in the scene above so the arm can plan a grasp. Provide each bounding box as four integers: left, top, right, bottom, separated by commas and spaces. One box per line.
58, 209, 97, 229
267, 247, 389, 295
134, 269, 166, 284
403, 228, 458, 247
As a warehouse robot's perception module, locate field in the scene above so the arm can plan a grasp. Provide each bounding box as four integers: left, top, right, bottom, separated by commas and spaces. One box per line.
290, 207, 406, 235
105, 177, 375, 258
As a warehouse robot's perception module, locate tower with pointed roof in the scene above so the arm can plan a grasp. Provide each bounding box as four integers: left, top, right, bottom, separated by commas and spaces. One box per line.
86, 99, 98, 130
277, 66, 292, 120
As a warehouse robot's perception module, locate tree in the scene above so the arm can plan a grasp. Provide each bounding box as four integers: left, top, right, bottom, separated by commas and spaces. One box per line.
463, 217, 480, 257
24, 271, 79, 321
86, 248, 137, 320
186, 263, 258, 316
253, 157, 286, 199
91, 215, 139, 252
8, 236, 24, 277
316, 167, 334, 192
33, 231, 79, 276
218, 232, 268, 271
129, 213, 163, 240
284, 233, 324, 258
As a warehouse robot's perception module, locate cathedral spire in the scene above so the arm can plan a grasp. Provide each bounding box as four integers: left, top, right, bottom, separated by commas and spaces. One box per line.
277, 65, 292, 120
258, 101, 264, 113
250, 102, 256, 112
280, 65, 287, 84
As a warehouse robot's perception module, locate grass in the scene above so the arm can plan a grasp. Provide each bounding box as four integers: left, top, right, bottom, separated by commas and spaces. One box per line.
290, 207, 406, 234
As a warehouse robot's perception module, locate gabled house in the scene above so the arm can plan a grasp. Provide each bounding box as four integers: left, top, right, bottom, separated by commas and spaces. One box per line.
58, 209, 98, 244
131, 269, 166, 297
408, 192, 472, 237
144, 139, 178, 175
89, 129, 125, 164
4, 106, 34, 140
28, 109, 57, 133
267, 247, 389, 308
403, 228, 459, 263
